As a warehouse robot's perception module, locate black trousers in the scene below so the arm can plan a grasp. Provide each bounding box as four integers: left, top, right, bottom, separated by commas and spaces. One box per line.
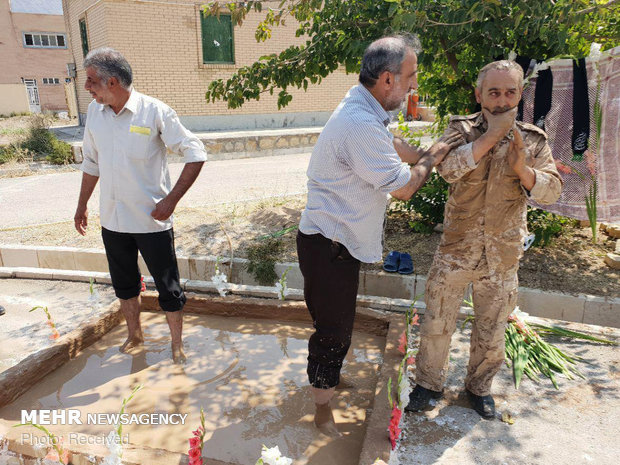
101, 227, 186, 312
296, 230, 361, 389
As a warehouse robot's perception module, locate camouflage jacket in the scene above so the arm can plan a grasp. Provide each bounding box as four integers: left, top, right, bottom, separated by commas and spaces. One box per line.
436, 112, 563, 273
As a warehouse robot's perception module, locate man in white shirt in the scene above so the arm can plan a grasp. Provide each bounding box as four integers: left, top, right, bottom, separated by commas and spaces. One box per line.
74, 48, 207, 363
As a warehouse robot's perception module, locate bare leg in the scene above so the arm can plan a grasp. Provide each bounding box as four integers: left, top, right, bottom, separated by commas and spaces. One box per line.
119, 296, 144, 352
166, 310, 186, 363
311, 387, 341, 437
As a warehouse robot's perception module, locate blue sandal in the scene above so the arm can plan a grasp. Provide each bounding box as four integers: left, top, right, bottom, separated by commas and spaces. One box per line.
383, 251, 400, 272
398, 252, 414, 275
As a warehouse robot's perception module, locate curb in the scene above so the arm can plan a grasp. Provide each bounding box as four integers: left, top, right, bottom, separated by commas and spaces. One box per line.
1, 244, 619, 328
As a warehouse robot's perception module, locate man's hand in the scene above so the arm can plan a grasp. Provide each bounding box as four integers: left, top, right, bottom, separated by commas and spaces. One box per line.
427, 132, 465, 166
74, 205, 88, 236
508, 126, 536, 190
508, 126, 527, 172
483, 106, 518, 141
151, 195, 178, 221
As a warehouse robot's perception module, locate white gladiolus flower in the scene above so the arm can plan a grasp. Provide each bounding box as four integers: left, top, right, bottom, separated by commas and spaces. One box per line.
510, 306, 530, 322
589, 42, 602, 61
261, 445, 284, 464
508, 50, 517, 61
398, 376, 412, 410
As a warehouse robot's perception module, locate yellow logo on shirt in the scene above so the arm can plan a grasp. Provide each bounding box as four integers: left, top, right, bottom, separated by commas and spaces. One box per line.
130, 125, 151, 135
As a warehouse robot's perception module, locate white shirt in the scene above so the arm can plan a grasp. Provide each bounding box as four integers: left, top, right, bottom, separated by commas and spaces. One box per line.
299, 85, 411, 263
81, 90, 207, 233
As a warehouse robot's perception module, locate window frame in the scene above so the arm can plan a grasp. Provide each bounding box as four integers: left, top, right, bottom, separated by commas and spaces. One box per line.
200, 13, 235, 65
22, 32, 68, 49
79, 18, 89, 58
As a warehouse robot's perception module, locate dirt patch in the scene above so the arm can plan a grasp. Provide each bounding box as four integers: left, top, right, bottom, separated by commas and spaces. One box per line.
0, 194, 618, 297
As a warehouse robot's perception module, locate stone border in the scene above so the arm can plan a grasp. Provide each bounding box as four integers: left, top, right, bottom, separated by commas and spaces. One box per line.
1, 244, 619, 328
0, 292, 403, 465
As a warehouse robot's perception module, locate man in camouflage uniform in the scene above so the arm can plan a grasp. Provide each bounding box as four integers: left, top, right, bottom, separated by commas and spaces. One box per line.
406, 60, 562, 418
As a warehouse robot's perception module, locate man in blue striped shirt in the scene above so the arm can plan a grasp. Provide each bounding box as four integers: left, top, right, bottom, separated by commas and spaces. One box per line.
297, 34, 463, 435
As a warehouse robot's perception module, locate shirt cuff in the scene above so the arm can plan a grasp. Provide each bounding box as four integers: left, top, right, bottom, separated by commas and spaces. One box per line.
183, 147, 208, 163
80, 158, 99, 177
524, 169, 547, 200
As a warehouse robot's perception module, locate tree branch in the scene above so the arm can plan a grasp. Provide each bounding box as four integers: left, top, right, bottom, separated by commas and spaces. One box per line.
574, 0, 619, 15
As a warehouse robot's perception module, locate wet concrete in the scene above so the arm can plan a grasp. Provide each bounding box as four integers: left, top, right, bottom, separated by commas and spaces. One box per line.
0, 279, 116, 373
0, 311, 385, 465
396, 322, 620, 465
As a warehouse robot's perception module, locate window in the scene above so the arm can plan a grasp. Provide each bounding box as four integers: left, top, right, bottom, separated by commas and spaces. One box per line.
79, 18, 89, 57
201, 14, 234, 64
23, 33, 67, 49
42, 78, 60, 85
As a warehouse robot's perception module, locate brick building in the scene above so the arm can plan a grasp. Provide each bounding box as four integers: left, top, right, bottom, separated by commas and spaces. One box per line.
0, 0, 73, 114
61, 0, 358, 130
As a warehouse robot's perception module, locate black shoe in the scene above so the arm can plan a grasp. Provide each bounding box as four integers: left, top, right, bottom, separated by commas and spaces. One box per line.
404, 384, 443, 412
466, 389, 495, 419
0, 305, 5, 316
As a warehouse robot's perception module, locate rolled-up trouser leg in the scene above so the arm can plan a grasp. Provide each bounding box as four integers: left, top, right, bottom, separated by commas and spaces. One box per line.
415, 264, 471, 392
465, 268, 518, 396
296, 231, 361, 389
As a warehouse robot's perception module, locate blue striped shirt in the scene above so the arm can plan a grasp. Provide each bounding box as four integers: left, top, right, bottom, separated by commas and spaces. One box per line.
299, 85, 411, 263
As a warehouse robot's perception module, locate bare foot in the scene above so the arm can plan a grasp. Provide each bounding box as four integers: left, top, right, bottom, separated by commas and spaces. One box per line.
119, 336, 144, 353
314, 402, 342, 438
172, 344, 187, 364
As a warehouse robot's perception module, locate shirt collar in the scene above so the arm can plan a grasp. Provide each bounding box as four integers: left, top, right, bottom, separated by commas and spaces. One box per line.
100, 88, 138, 114
356, 84, 392, 127
472, 111, 487, 131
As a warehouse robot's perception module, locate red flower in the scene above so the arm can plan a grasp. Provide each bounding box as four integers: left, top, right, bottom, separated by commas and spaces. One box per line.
140, 276, 146, 292
411, 314, 420, 326
188, 447, 201, 459
189, 437, 200, 448
192, 426, 204, 437
407, 356, 415, 366
389, 405, 403, 450
190, 459, 203, 465
398, 331, 407, 355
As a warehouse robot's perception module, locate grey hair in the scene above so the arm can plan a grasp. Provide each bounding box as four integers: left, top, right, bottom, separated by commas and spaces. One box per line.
359, 33, 421, 88
476, 60, 524, 90
83, 47, 133, 89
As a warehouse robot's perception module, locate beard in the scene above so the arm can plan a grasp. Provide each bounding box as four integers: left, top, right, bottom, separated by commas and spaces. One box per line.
385, 94, 406, 112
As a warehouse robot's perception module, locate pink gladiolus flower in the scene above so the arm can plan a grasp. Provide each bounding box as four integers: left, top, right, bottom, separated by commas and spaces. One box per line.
189, 437, 200, 448
411, 314, 420, 326
554, 160, 573, 175
188, 447, 201, 459
584, 149, 597, 176
398, 331, 407, 355
407, 356, 415, 366
190, 459, 203, 465
389, 405, 402, 450
140, 276, 146, 292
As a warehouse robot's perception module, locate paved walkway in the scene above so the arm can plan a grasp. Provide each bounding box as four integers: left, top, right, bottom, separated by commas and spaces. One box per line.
0, 153, 312, 229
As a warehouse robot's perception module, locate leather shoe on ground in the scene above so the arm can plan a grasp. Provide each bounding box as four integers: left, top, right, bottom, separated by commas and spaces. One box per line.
466, 389, 495, 419
0, 305, 5, 316
404, 384, 443, 412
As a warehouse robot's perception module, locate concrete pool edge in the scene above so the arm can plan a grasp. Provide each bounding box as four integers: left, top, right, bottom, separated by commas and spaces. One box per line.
1, 292, 405, 464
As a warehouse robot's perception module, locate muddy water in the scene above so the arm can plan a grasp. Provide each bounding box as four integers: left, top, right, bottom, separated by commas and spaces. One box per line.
0, 311, 385, 464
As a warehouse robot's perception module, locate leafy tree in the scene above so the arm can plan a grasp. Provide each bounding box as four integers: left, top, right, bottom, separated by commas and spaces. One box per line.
203, 0, 619, 117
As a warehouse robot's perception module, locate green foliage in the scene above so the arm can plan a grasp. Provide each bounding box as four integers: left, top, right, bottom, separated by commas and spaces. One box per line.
246, 237, 283, 285
526, 207, 576, 247
203, 0, 619, 115
400, 172, 449, 232
0, 143, 31, 164
1, 115, 73, 165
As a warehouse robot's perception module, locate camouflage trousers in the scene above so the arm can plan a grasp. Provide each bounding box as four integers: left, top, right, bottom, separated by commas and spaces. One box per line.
415, 254, 518, 396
